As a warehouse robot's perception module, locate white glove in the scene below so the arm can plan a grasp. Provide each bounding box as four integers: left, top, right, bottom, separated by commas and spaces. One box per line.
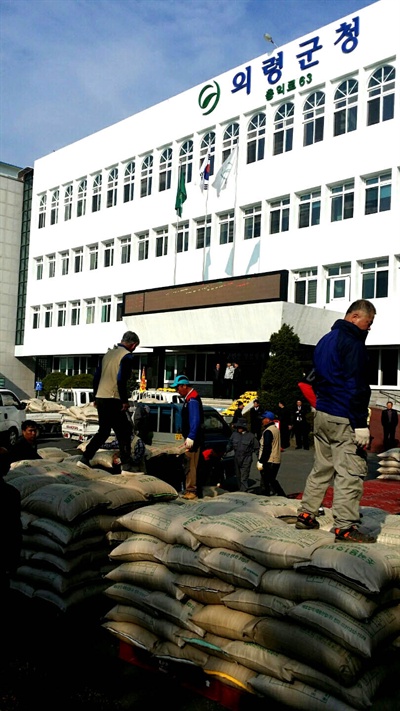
185, 438, 194, 450
354, 428, 370, 447
256, 462, 263, 471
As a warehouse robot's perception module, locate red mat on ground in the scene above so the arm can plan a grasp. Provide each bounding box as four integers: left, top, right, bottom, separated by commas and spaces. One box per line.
294, 479, 400, 514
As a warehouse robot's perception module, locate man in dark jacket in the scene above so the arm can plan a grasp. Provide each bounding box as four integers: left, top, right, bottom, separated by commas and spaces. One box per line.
225, 417, 259, 492
381, 401, 398, 451
296, 300, 376, 543
9, 420, 42, 463
172, 374, 204, 500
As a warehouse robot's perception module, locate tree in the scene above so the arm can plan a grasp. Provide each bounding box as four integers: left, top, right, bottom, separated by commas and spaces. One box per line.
42, 371, 69, 399
259, 324, 304, 413
68, 373, 94, 389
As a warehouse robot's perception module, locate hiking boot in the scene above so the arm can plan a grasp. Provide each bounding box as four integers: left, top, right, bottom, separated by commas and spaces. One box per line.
181, 490, 197, 500
334, 526, 376, 543
77, 456, 92, 469
295, 512, 320, 530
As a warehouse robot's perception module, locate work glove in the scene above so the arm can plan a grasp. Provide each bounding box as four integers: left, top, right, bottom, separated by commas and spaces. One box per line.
354, 428, 370, 448
256, 462, 263, 471
185, 438, 194, 450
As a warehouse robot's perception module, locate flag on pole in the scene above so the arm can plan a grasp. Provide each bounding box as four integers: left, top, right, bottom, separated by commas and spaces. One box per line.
175, 170, 187, 217
212, 145, 238, 196
199, 153, 211, 192
139, 367, 146, 392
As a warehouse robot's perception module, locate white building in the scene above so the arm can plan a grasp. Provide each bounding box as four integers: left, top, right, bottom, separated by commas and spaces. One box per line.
17, 0, 400, 398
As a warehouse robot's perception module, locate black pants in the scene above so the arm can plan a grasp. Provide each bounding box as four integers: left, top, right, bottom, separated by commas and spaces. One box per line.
261, 462, 286, 497
85, 399, 133, 464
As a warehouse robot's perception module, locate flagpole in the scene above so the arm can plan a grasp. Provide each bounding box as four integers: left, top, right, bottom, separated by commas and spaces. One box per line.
230, 143, 239, 278
202, 186, 209, 281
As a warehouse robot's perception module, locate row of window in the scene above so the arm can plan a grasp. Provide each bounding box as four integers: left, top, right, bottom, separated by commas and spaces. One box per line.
32, 295, 123, 329
37, 64, 395, 228
34, 169, 394, 279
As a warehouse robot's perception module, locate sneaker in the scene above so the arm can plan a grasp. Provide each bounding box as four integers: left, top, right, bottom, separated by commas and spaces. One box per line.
334, 526, 376, 543
181, 491, 197, 500
77, 456, 91, 469
295, 512, 320, 530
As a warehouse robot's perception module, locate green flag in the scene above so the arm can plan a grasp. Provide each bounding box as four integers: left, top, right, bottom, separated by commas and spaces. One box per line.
175, 170, 187, 217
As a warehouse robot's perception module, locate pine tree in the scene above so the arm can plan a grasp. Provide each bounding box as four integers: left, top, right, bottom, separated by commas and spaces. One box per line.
259, 324, 304, 413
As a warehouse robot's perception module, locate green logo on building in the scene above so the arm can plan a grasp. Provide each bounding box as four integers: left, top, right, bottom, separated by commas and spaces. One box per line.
198, 81, 220, 115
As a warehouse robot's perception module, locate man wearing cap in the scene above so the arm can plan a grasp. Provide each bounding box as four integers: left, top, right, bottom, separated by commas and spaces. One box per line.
79, 331, 140, 471
225, 417, 259, 492
257, 411, 286, 496
171, 374, 204, 500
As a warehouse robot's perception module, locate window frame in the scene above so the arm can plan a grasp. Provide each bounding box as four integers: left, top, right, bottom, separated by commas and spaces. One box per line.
247, 113, 266, 164
303, 91, 325, 146
243, 203, 262, 240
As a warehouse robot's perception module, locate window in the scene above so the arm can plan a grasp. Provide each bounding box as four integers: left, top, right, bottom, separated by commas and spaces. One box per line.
64, 185, 73, 221
44, 305, 53, 328
140, 155, 153, 198
60, 251, 69, 276
247, 113, 266, 163
298, 190, 321, 228
330, 181, 354, 221
32, 307, 40, 329
50, 189, 59, 225
101, 297, 111, 323
269, 197, 290, 234
137, 232, 149, 261
155, 227, 168, 257
120, 236, 131, 264
326, 263, 351, 302
176, 222, 189, 253
294, 268, 317, 304
124, 162, 135, 202
71, 301, 80, 326
36, 257, 43, 280
361, 258, 388, 299
77, 179, 87, 217
92, 174, 102, 212
159, 148, 172, 192
222, 123, 239, 162
219, 211, 234, 244
273, 103, 294, 155
107, 168, 118, 208
196, 217, 211, 249
116, 296, 123, 322
365, 172, 391, 214
303, 91, 325, 146
85, 299, 95, 325
334, 79, 358, 136
38, 194, 46, 228
103, 241, 114, 267
367, 65, 395, 126
243, 204, 261, 240
57, 302, 66, 327
200, 132, 215, 176
73, 248, 83, 273
179, 140, 193, 183
89, 244, 98, 270
47, 254, 56, 278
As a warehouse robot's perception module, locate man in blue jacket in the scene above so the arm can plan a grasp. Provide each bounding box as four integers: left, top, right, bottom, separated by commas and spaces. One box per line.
296, 299, 377, 543
172, 374, 204, 499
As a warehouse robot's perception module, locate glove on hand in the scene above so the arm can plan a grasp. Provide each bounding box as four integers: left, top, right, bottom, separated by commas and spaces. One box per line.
256, 462, 263, 471
185, 438, 194, 450
354, 428, 370, 448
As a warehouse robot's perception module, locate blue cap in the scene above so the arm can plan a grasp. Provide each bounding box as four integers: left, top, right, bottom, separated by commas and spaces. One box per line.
261, 411, 275, 420
171, 374, 191, 388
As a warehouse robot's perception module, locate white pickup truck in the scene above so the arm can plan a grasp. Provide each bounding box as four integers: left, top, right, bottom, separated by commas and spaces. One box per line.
61, 416, 99, 442
26, 388, 94, 436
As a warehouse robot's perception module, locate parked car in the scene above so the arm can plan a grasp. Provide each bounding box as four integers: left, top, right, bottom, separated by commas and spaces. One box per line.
0, 389, 26, 446
130, 389, 182, 404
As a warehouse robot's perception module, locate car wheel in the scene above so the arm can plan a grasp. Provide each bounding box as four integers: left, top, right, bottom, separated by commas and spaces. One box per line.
7, 427, 19, 447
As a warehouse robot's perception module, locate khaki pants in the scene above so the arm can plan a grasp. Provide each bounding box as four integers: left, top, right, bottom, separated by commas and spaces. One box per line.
185, 449, 200, 492
299, 410, 368, 529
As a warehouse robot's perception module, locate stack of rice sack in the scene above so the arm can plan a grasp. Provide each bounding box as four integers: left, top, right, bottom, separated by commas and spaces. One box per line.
103, 492, 400, 711
6, 458, 178, 612
376, 447, 400, 480
23, 397, 67, 414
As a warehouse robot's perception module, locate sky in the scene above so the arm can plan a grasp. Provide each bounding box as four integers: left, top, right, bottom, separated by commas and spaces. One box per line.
1, 0, 379, 168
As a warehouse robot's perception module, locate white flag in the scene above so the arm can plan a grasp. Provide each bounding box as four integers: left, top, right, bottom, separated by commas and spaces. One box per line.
212, 146, 238, 196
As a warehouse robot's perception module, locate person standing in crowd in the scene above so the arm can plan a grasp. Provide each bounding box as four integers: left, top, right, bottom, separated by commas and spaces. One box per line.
232, 362, 243, 400
223, 362, 235, 400
249, 398, 262, 440
79, 331, 140, 471
257, 411, 285, 496
381, 401, 398, 451
296, 299, 377, 543
171, 374, 204, 500
0, 448, 22, 601
293, 399, 310, 449
232, 400, 245, 426
9, 420, 42, 463
277, 401, 291, 449
225, 417, 259, 492
212, 363, 224, 398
